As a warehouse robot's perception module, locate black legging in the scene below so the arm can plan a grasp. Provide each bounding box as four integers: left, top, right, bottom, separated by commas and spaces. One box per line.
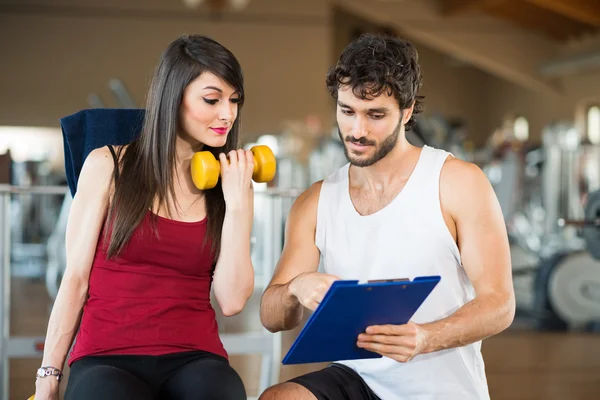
64, 350, 246, 400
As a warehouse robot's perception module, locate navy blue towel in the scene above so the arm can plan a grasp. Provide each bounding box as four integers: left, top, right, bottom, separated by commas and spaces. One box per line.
61, 108, 145, 196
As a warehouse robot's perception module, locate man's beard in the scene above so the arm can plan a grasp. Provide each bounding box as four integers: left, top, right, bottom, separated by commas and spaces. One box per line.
338, 121, 401, 167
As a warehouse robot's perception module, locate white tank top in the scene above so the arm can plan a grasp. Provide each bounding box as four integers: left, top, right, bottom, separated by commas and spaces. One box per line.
315, 145, 490, 400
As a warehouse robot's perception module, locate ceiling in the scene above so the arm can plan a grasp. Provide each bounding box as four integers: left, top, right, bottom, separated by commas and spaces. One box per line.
439, 0, 600, 42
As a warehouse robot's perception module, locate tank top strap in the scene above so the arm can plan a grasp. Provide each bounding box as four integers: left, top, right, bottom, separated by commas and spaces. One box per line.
106, 144, 120, 183
316, 163, 349, 251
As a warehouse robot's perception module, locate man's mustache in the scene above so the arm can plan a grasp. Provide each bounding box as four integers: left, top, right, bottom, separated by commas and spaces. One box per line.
345, 136, 375, 146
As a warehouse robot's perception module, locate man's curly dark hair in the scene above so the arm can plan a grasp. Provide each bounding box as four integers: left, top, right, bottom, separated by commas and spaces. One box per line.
326, 33, 424, 131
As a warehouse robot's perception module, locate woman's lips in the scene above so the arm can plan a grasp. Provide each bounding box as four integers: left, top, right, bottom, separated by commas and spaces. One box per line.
210, 127, 228, 135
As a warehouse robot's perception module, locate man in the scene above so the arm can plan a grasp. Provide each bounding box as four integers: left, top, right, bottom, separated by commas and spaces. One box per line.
259, 33, 515, 400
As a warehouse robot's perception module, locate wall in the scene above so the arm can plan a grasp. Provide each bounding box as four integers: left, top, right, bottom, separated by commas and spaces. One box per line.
482, 20, 600, 143
485, 68, 600, 144
0, 0, 505, 148
416, 45, 492, 141
0, 0, 332, 143
4, 0, 597, 148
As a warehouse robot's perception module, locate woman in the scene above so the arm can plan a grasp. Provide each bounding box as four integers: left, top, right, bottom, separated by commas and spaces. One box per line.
34, 35, 254, 400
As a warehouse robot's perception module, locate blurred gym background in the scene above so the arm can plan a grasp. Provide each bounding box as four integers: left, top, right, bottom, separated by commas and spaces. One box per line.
2, 0, 600, 399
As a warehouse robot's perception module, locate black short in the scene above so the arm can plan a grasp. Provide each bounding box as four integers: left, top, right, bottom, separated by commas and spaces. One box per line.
64, 350, 245, 400
289, 363, 381, 400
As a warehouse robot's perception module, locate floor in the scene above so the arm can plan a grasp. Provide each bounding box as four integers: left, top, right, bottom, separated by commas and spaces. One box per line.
7, 277, 600, 400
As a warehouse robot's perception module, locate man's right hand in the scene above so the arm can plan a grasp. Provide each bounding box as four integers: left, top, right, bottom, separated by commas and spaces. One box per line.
34, 378, 60, 400
288, 272, 340, 311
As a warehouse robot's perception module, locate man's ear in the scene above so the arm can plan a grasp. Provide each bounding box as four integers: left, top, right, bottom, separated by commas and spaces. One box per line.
402, 101, 415, 125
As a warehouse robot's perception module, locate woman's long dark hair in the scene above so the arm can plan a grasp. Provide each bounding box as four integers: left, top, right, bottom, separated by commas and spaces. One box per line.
105, 34, 244, 263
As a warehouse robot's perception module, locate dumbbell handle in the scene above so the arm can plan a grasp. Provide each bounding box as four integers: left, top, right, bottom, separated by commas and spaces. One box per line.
190, 145, 276, 190
557, 218, 600, 228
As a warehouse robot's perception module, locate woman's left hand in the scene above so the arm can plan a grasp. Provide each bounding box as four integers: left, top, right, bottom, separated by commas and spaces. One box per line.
219, 149, 254, 212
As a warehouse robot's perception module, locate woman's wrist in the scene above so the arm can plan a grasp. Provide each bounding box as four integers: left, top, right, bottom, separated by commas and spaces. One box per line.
36, 366, 64, 382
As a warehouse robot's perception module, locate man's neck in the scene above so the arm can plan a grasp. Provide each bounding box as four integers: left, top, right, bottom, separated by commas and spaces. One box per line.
350, 140, 420, 192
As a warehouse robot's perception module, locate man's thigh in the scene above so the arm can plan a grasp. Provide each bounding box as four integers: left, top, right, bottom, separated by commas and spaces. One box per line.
286, 363, 380, 400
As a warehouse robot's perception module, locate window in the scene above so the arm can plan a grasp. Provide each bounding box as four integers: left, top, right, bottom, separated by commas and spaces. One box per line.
513, 116, 529, 142
0, 126, 62, 162
587, 105, 600, 145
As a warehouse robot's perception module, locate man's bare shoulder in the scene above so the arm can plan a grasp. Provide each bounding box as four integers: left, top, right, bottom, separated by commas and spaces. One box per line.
290, 180, 324, 217
441, 156, 486, 182
440, 155, 496, 215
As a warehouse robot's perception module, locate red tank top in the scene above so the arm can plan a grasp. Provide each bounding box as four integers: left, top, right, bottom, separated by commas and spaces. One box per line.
68, 211, 227, 366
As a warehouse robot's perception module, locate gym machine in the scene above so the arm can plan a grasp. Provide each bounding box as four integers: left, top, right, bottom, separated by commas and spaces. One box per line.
531, 122, 600, 331
479, 119, 600, 331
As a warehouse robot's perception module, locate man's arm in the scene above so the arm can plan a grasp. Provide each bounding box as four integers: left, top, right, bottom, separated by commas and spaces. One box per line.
260, 181, 337, 333
420, 158, 515, 352
358, 158, 515, 360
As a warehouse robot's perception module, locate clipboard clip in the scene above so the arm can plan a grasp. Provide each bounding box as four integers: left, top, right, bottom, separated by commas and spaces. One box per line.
367, 278, 410, 283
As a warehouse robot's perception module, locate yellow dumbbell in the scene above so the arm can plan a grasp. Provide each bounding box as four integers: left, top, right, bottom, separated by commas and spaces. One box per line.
28, 396, 35, 400
191, 145, 276, 190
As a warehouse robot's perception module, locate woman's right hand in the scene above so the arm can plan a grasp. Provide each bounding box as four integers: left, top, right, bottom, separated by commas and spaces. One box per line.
219, 149, 254, 212
34, 378, 60, 400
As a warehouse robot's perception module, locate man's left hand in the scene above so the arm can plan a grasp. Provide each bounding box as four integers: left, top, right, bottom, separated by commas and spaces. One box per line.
357, 322, 429, 363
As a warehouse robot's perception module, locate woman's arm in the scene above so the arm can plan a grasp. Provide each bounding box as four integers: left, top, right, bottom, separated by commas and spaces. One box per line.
212, 205, 254, 316
35, 147, 115, 395
212, 149, 255, 316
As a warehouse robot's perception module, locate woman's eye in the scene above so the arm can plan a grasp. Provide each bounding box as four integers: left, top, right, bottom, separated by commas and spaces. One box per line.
203, 98, 218, 105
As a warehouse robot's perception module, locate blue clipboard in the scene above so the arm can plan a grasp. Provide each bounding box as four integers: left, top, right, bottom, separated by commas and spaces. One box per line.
282, 275, 441, 365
